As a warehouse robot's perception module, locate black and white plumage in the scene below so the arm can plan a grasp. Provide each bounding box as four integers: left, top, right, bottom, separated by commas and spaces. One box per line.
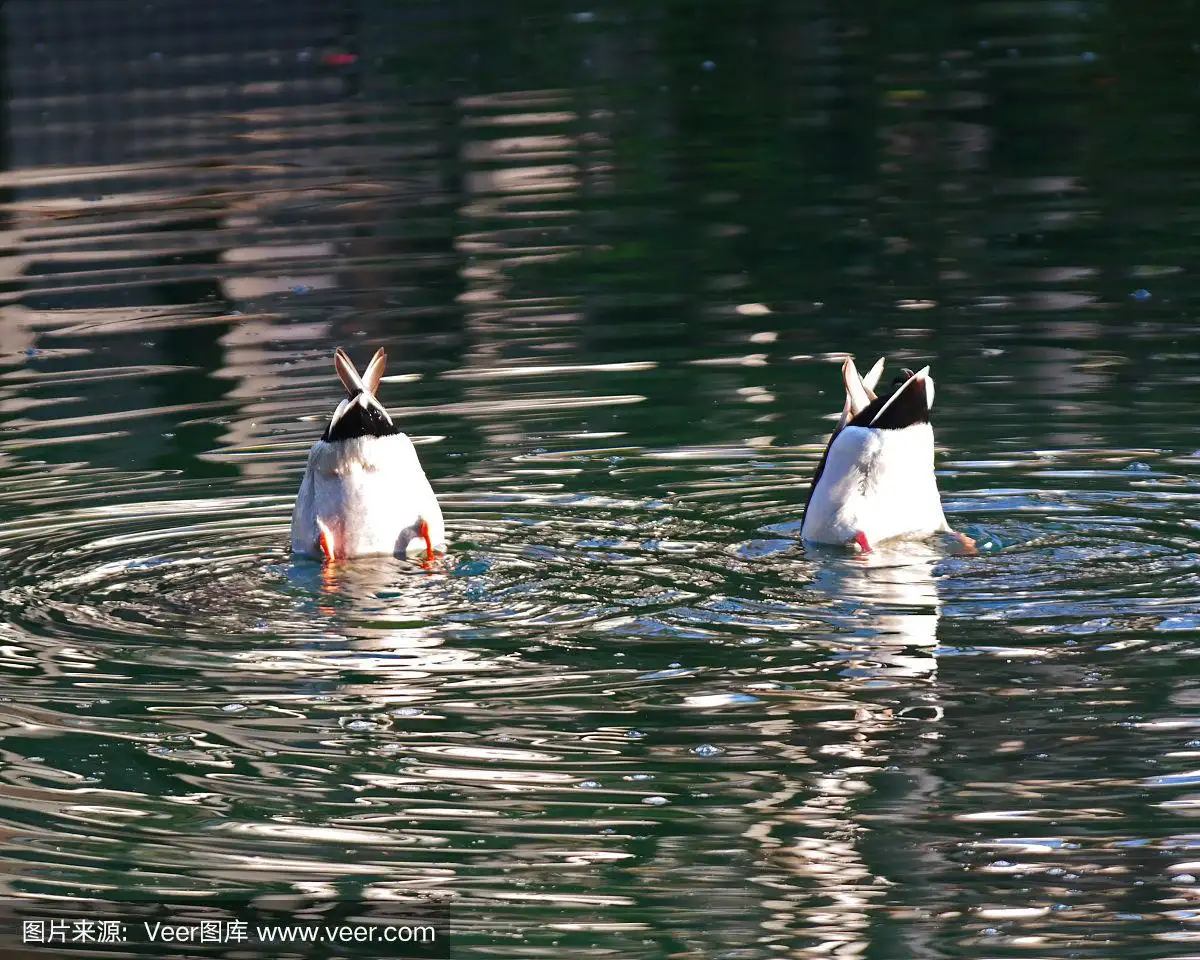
290, 348, 445, 561
801, 357, 950, 552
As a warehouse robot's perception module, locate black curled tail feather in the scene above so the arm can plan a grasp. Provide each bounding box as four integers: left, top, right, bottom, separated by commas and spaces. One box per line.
323, 392, 399, 442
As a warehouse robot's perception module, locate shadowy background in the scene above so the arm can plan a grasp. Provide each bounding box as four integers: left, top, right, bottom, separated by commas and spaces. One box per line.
2, 0, 1196, 482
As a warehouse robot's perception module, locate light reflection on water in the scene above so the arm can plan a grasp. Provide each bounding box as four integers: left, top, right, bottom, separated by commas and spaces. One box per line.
0, 2, 1198, 957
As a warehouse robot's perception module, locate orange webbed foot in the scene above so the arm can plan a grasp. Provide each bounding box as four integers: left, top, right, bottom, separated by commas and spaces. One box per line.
951, 530, 977, 555
317, 519, 337, 562
418, 518, 442, 571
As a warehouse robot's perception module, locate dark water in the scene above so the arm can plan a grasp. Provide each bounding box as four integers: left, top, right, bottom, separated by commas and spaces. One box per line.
1, 1, 1199, 957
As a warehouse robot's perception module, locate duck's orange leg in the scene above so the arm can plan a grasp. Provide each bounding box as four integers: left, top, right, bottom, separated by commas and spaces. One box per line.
317, 519, 337, 562
952, 530, 977, 554
852, 531, 872, 554
416, 518, 440, 570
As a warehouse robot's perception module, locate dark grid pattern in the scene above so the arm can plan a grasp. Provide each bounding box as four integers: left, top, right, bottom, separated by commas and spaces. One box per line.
4, 0, 355, 168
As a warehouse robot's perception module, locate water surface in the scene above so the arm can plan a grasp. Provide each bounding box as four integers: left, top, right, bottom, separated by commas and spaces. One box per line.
0, 2, 1198, 957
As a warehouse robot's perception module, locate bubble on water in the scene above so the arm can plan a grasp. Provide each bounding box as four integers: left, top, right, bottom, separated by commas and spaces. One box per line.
578, 780, 601, 790
624, 773, 653, 781
625, 730, 645, 739
1130, 288, 1152, 300
342, 719, 377, 732
1173, 873, 1197, 883
222, 703, 247, 713
1125, 461, 1151, 472
693, 744, 723, 758
642, 795, 668, 805
291, 285, 312, 295
453, 559, 490, 577
391, 707, 424, 718
701, 60, 715, 71
640, 667, 689, 680
570, 11, 596, 22
1081, 51, 1097, 62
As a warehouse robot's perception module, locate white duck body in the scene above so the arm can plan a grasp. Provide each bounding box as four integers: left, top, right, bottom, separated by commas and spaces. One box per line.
291, 433, 444, 559
801, 420, 948, 546
290, 348, 445, 561
801, 358, 950, 550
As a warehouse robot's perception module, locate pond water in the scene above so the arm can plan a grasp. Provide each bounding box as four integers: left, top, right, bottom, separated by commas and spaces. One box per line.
0, 2, 1198, 957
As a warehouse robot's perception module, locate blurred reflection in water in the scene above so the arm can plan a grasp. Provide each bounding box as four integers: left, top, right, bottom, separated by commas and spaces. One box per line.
812, 540, 946, 683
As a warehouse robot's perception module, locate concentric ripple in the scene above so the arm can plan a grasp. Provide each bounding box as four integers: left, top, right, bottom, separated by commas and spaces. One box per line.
2, 348, 1198, 957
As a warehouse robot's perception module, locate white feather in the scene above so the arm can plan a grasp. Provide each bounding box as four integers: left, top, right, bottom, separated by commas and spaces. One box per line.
842, 357, 873, 419
291, 433, 444, 559
362, 350, 387, 394
801, 422, 949, 546
862, 356, 886, 393
328, 398, 352, 432
292, 348, 442, 560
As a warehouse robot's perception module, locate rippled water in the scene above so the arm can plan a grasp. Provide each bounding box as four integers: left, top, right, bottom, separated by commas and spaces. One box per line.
1, 2, 1199, 957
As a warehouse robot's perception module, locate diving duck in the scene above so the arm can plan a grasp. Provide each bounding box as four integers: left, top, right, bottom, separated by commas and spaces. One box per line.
290, 347, 444, 561
801, 357, 952, 553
